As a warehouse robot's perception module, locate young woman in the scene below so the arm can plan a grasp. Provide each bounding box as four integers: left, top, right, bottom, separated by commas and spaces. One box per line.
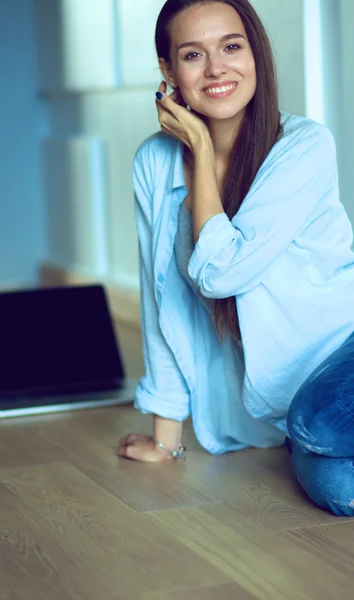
118, 0, 354, 517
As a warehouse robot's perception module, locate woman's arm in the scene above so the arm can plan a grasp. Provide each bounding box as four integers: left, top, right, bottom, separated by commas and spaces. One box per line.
155, 90, 338, 298
188, 126, 338, 297
191, 136, 224, 242
118, 141, 190, 461
154, 415, 183, 449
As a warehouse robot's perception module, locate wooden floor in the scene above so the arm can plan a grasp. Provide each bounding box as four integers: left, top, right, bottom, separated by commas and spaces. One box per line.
1, 323, 354, 599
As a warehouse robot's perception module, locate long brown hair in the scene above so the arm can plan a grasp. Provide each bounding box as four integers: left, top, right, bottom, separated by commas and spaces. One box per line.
155, 0, 283, 340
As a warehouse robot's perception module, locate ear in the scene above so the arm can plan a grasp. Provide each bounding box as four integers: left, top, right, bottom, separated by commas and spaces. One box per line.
158, 57, 177, 89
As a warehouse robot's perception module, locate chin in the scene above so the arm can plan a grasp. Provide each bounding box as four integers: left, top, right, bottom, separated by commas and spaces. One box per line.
198, 105, 244, 122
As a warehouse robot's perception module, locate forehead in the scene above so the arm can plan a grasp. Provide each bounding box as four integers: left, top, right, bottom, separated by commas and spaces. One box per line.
169, 3, 246, 46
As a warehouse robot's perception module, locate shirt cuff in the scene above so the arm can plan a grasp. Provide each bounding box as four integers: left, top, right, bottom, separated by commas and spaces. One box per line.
134, 381, 190, 422
188, 213, 236, 284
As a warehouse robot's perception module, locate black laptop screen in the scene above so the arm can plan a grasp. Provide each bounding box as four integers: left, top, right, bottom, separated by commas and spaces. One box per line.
0, 285, 124, 397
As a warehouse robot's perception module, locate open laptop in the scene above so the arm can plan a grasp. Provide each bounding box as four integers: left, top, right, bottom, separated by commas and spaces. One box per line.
0, 284, 136, 418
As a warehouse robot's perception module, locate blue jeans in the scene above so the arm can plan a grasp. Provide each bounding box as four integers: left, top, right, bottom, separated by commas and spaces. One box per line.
287, 329, 354, 517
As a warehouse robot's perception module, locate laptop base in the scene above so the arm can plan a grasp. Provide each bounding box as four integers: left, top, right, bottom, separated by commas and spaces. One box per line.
0, 378, 136, 419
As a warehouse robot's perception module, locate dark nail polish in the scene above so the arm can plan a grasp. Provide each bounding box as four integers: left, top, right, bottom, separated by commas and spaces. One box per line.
156, 92, 163, 100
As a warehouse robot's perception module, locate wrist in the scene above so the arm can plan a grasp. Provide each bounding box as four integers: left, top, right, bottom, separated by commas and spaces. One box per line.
153, 415, 183, 448
192, 139, 216, 173
191, 132, 213, 156
153, 438, 186, 459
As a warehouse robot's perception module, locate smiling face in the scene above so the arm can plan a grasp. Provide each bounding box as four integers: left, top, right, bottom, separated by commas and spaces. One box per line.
160, 2, 257, 123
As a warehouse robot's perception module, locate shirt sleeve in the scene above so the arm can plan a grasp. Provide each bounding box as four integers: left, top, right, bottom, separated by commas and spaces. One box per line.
188, 126, 338, 297
132, 143, 191, 421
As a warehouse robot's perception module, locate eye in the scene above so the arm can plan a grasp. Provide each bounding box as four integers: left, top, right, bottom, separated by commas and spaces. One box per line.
183, 44, 241, 61
184, 51, 201, 61
225, 44, 240, 52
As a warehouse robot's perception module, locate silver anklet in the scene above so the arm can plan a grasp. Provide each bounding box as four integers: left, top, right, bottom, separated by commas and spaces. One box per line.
153, 438, 186, 459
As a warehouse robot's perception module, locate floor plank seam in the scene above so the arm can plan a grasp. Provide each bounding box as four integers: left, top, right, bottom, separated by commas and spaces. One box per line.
139, 499, 226, 515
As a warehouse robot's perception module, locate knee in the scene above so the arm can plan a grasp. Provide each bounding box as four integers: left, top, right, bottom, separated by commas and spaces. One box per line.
287, 362, 354, 457
292, 444, 354, 517
287, 373, 334, 455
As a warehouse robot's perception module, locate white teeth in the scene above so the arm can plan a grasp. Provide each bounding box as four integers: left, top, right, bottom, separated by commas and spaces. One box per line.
205, 83, 236, 94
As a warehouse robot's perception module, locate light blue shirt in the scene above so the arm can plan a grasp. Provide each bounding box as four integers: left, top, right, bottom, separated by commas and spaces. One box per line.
132, 112, 354, 454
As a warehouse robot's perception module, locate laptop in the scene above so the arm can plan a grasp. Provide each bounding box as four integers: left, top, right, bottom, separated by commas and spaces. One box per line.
0, 284, 136, 418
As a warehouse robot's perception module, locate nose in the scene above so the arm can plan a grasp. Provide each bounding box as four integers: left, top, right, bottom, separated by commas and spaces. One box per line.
204, 55, 228, 78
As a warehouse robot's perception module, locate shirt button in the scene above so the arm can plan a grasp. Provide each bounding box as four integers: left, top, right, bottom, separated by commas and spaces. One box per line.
158, 273, 165, 284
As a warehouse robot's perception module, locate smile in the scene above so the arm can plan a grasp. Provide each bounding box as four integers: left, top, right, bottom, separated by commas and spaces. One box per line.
202, 82, 238, 98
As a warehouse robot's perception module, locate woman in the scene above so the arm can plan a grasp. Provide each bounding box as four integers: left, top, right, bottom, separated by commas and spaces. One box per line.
118, 0, 354, 517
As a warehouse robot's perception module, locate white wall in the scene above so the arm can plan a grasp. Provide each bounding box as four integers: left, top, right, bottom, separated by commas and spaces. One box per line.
116, 0, 165, 87
34, 0, 120, 91
43, 91, 158, 290
35, 0, 164, 291
0, 0, 44, 286
340, 0, 354, 225
253, 0, 305, 116
302, 0, 351, 216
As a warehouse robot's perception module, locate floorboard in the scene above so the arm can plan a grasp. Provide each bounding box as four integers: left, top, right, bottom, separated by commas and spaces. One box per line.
0, 324, 353, 599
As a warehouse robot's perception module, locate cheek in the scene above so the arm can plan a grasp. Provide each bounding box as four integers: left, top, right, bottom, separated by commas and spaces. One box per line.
176, 62, 203, 94
175, 67, 198, 91
244, 56, 257, 82
232, 54, 256, 79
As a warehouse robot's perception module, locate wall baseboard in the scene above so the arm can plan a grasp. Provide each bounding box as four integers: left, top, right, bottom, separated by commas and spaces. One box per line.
39, 263, 141, 331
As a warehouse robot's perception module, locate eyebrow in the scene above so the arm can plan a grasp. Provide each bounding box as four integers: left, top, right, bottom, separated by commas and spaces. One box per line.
176, 33, 246, 52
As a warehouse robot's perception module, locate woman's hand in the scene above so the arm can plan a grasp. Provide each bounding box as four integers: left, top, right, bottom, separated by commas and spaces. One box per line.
156, 81, 211, 152
117, 433, 174, 462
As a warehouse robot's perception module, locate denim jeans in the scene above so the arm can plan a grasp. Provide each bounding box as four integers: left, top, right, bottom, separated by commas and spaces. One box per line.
287, 330, 354, 517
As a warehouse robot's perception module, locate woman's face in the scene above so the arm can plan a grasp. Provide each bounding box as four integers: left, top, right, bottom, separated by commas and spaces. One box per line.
161, 2, 257, 122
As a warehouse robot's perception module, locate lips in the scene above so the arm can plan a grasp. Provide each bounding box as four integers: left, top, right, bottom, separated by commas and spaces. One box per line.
202, 81, 238, 99
202, 81, 238, 92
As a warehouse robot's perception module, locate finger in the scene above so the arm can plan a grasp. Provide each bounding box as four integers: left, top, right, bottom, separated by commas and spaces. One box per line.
160, 125, 181, 142
118, 446, 140, 460
156, 100, 182, 133
124, 444, 148, 461
156, 90, 182, 118
155, 100, 175, 134
118, 434, 130, 445
117, 433, 143, 451
118, 433, 135, 447
158, 80, 167, 94
117, 444, 128, 457
169, 89, 185, 107
156, 82, 182, 118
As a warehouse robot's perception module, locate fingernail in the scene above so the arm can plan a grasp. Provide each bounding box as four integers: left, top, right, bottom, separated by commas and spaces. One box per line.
156, 92, 163, 100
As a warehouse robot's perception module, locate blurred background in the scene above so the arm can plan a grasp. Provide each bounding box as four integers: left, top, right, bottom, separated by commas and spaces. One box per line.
0, 0, 353, 320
